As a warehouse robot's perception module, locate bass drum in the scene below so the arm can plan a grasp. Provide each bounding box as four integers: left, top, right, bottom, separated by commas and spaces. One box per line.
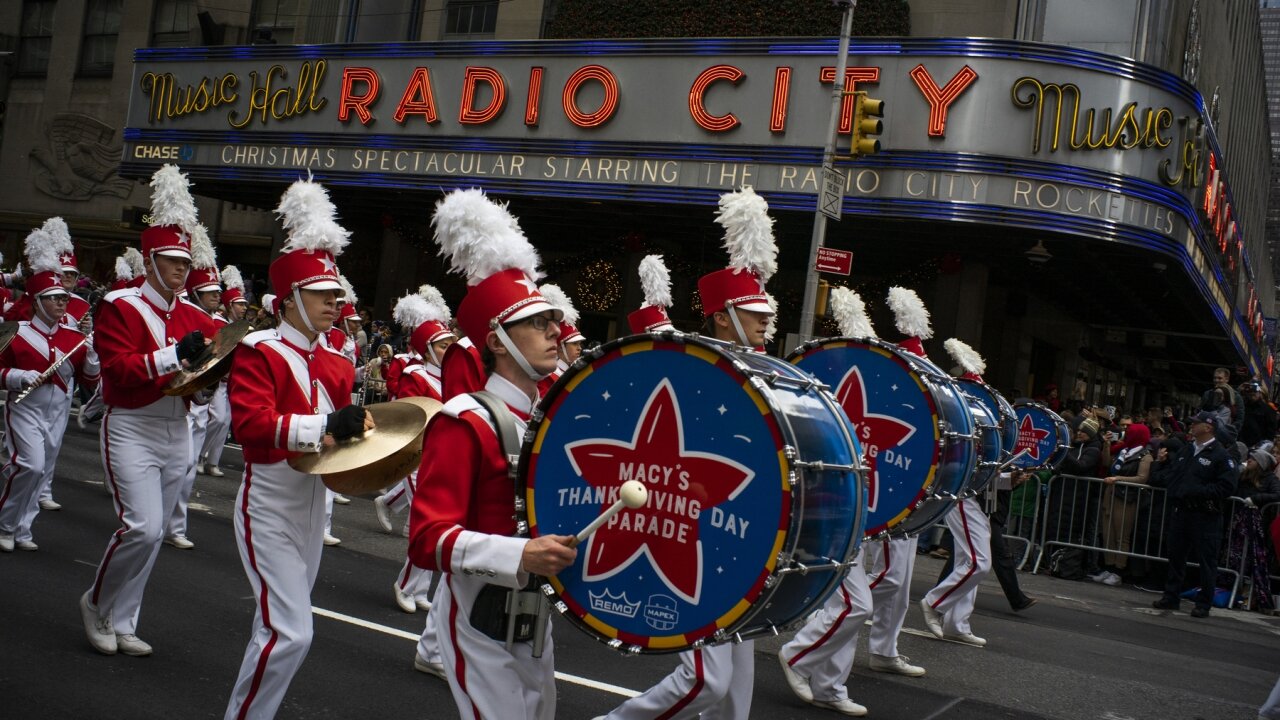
521, 333, 865, 654
789, 337, 977, 538
1010, 401, 1071, 470
961, 394, 1003, 495
954, 377, 1018, 457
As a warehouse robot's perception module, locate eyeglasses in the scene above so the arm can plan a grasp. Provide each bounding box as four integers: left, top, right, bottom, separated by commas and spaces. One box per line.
514, 314, 555, 332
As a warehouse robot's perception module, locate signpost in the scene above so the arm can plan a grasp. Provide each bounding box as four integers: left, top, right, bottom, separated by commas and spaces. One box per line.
816, 247, 852, 275
820, 167, 845, 221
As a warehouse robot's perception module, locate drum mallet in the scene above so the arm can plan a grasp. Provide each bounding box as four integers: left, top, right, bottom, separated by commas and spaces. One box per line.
570, 480, 648, 548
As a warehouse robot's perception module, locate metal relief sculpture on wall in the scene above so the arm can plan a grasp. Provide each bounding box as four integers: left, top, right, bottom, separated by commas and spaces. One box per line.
28, 113, 133, 201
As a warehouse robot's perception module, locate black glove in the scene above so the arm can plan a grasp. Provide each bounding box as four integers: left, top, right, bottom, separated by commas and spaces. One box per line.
175, 331, 206, 364
326, 405, 368, 441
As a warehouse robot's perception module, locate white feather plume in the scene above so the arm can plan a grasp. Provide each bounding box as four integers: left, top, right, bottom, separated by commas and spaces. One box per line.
148, 164, 199, 232
221, 265, 244, 292
338, 273, 358, 307
393, 293, 433, 330
944, 338, 986, 376
275, 178, 351, 255
417, 284, 452, 324
715, 187, 777, 282
188, 224, 216, 270
24, 217, 73, 275
763, 293, 779, 343
538, 283, 579, 327
123, 248, 145, 277
830, 287, 876, 338
638, 255, 673, 309
114, 256, 134, 282
261, 293, 277, 314
432, 188, 542, 285
887, 286, 933, 339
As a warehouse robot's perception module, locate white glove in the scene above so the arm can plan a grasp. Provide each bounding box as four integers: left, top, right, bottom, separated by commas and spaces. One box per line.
1244, 497, 1257, 509
6, 369, 40, 391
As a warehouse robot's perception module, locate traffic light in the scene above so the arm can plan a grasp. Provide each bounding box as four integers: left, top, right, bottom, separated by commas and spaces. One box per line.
814, 280, 831, 318
852, 91, 884, 157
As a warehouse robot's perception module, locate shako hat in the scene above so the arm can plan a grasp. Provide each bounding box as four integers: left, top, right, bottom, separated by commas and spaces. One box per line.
829, 286, 876, 339
628, 254, 676, 334
23, 217, 74, 298
221, 265, 248, 306
431, 188, 560, 348
141, 164, 198, 259
944, 338, 986, 382
269, 176, 350, 300
697, 187, 778, 318
184, 224, 221, 293
111, 248, 144, 291
394, 286, 455, 360
887, 286, 933, 359
538, 283, 584, 346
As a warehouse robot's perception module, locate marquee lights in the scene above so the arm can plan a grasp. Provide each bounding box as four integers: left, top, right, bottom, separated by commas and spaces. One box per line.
908, 64, 978, 137
819, 66, 880, 134
392, 68, 439, 124
459, 67, 506, 124
689, 65, 744, 132
562, 65, 620, 128
337, 67, 379, 124
525, 66, 544, 126
770, 67, 792, 133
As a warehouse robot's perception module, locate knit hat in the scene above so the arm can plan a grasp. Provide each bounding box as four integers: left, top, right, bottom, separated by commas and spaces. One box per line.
627, 254, 676, 334
697, 187, 778, 318
1250, 449, 1276, 472
887, 286, 933, 359
1077, 418, 1099, 439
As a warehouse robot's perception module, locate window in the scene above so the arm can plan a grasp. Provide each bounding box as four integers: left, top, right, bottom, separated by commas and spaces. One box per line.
152, 0, 194, 47
17, 0, 56, 76
80, 0, 121, 76
251, 0, 299, 45
444, 0, 498, 36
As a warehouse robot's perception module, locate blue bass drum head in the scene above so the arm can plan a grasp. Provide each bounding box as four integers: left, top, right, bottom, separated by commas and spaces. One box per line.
1011, 401, 1069, 469
525, 337, 792, 651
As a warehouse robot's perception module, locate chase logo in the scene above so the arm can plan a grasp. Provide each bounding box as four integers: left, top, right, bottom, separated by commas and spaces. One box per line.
588, 589, 640, 619
644, 594, 679, 631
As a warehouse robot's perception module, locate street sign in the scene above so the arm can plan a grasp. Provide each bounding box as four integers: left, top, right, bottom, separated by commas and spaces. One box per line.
820, 167, 845, 221
816, 247, 853, 275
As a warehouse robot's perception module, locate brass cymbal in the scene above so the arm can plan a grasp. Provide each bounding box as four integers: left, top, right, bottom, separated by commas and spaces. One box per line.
312, 397, 443, 495
0, 322, 18, 355
289, 401, 431, 495
164, 320, 255, 397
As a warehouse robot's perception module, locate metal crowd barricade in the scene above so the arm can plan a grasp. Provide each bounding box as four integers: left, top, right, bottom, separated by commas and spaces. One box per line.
1031, 473, 1241, 605
1231, 499, 1280, 611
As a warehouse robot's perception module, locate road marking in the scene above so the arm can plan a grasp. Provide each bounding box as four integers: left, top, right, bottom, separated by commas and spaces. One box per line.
919, 697, 964, 720
312, 605, 641, 698
74, 559, 98, 567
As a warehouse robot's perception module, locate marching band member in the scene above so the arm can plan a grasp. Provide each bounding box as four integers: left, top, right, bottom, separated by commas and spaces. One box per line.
383, 284, 433, 398
0, 219, 100, 552
196, 264, 249, 478
80, 164, 219, 657
164, 225, 222, 551
315, 274, 361, 524
223, 177, 369, 720
903, 288, 993, 648
374, 288, 454, 539
776, 288, 884, 717
626, 254, 677, 334
597, 187, 778, 720
0, 252, 16, 316
110, 248, 145, 292
534, 283, 584, 394
409, 188, 576, 720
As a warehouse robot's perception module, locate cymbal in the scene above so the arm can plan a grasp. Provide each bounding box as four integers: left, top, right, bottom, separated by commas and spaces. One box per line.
290, 400, 433, 495
0, 322, 18, 355
164, 320, 255, 397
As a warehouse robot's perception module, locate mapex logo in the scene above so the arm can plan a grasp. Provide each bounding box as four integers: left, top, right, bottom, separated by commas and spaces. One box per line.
644, 594, 679, 631
588, 589, 640, 619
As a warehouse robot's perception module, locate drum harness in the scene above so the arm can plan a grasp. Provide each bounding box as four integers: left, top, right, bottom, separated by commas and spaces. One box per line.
468, 390, 554, 658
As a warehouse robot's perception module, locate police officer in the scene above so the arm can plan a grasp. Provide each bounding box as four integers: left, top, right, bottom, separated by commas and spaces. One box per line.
1149, 409, 1239, 617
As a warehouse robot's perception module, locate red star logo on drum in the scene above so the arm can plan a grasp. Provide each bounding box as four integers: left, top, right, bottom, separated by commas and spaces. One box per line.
565, 379, 753, 604
1014, 414, 1049, 460
835, 367, 916, 512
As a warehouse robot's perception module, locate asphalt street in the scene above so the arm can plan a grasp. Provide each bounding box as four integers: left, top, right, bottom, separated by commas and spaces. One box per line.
2, 418, 1278, 720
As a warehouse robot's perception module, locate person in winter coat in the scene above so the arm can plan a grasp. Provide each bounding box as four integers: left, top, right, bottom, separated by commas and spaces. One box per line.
1096, 424, 1153, 584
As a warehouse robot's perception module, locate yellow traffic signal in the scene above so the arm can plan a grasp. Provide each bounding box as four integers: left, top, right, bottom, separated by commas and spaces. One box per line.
852, 91, 885, 157
814, 280, 831, 318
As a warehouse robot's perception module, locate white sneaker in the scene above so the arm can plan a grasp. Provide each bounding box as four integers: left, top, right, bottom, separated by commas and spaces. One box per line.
80, 591, 117, 655
77, 409, 89, 430
777, 651, 814, 703
1102, 571, 1121, 586
808, 697, 868, 716
0, 533, 13, 552
400, 522, 410, 538
373, 495, 394, 533
919, 598, 944, 639
944, 632, 987, 647
15, 540, 38, 551
869, 653, 926, 677
195, 463, 207, 476
164, 535, 194, 549
323, 534, 342, 546
413, 654, 446, 680
394, 583, 417, 613
116, 633, 153, 657
333, 493, 351, 505
207, 466, 225, 478
1086, 570, 1110, 583
38, 499, 61, 511
415, 598, 433, 612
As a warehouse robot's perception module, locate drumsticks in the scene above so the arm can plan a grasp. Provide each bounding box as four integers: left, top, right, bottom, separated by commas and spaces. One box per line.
570, 480, 648, 548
